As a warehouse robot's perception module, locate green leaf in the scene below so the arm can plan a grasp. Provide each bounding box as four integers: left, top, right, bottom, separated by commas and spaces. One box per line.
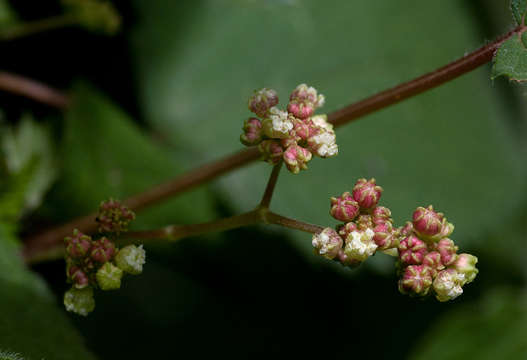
0, 223, 96, 360
492, 33, 527, 82
42, 83, 216, 229
411, 288, 527, 360
130, 1, 526, 264
0, 0, 17, 27
511, 0, 527, 25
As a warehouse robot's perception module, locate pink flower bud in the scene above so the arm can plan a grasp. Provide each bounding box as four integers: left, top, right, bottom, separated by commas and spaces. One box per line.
431, 219, 455, 241
248, 88, 278, 117
240, 117, 263, 146
352, 178, 383, 209
372, 206, 392, 225
422, 251, 444, 276
433, 268, 465, 302
90, 237, 116, 263
373, 222, 395, 250
292, 118, 317, 141
356, 214, 374, 231
412, 205, 444, 238
97, 199, 135, 234
398, 265, 433, 296
330, 192, 359, 222
64, 229, 92, 259
452, 253, 478, 284
258, 140, 284, 164
287, 101, 314, 119
399, 221, 414, 237
68, 266, 90, 289
434, 238, 458, 266
312, 228, 343, 260
289, 84, 325, 108
337, 222, 358, 239
336, 248, 361, 268
398, 235, 428, 265
283, 144, 312, 174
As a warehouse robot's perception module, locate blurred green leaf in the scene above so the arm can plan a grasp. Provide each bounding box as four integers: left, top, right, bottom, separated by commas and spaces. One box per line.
492, 33, 527, 82
0, 223, 96, 360
411, 288, 527, 360
42, 83, 216, 229
511, 0, 527, 25
0, 0, 17, 27
130, 0, 526, 262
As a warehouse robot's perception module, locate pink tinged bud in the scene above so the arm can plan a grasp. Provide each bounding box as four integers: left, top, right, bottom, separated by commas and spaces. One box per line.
398, 235, 428, 265
240, 117, 263, 146
452, 253, 478, 284
372, 206, 392, 225
64, 229, 92, 259
352, 178, 383, 210
283, 144, 312, 174
430, 219, 455, 241
97, 199, 135, 234
337, 222, 358, 238
311, 115, 333, 132
356, 214, 374, 231
90, 237, 116, 263
336, 248, 361, 268
398, 265, 433, 296
292, 118, 317, 141
287, 101, 314, 119
344, 229, 377, 262
433, 269, 465, 302
434, 238, 458, 266
68, 266, 90, 289
307, 129, 338, 158
312, 228, 343, 260
248, 88, 279, 117
289, 83, 325, 109
399, 221, 414, 237
422, 251, 444, 276
330, 192, 359, 222
373, 222, 395, 250
258, 140, 284, 164
412, 205, 444, 238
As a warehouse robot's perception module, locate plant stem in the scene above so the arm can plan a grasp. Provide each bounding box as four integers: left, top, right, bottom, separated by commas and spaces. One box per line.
259, 162, 283, 208
21, 26, 523, 260
263, 210, 324, 234
0, 15, 79, 41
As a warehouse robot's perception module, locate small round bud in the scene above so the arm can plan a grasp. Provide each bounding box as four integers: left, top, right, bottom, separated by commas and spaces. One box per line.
344, 229, 378, 262
311, 114, 333, 132
452, 253, 478, 284
96, 262, 123, 290
258, 140, 284, 164
422, 251, 444, 276
64, 286, 95, 316
115, 245, 146, 275
356, 214, 374, 231
398, 235, 427, 265
287, 101, 314, 119
330, 192, 359, 222
97, 198, 135, 234
240, 117, 263, 146
283, 144, 312, 174
312, 228, 343, 260
372, 206, 392, 225
307, 129, 338, 158
248, 88, 278, 117
434, 238, 458, 266
373, 222, 395, 250
67, 265, 90, 289
336, 248, 361, 267
398, 265, 433, 297
262, 107, 293, 139
289, 84, 324, 109
90, 237, 116, 263
337, 222, 358, 238
399, 221, 414, 237
433, 269, 465, 302
64, 229, 92, 259
292, 118, 317, 141
412, 205, 444, 238
431, 219, 455, 241
352, 178, 383, 209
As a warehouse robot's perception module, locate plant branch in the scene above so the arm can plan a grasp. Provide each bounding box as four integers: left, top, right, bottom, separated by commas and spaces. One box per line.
0, 15, 79, 42
21, 26, 523, 260
259, 162, 283, 208
263, 210, 324, 234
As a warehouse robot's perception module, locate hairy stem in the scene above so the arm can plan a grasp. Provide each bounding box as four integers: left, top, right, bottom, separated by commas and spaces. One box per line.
0, 15, 79, 41
259, 162, 283, 208
21, 27, 523, 259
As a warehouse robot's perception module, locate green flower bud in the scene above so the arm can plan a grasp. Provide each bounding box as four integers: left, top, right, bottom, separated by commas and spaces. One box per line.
96, 262, 123, 290
452, 253, 478, 284
64, 286, 95, 316
115, 245, 146, 275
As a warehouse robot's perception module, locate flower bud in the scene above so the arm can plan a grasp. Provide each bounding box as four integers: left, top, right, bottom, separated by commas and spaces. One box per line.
434, 238, 458, 266
64, 286, 95, 316
399, 221, 414, 237
68, 265, 90, 289
372, 206, 392, 225
307, 129, 338, 158
97, 198, 135, 234
344, 229, 377, 262
452, 253, 478, 284
90, 237, 116, 263
311, 114, 333, 132
262, 107, 293, 139
258, 140, 284, 164
433, 269, 465, 302
115, 245, 146, 275
248, 88, 278, 117
330, 192, 359, 222
356, 214, 374, 231
292, 118, 317, 141
64, 229, 92, 259
336, 248, 361, 267
289, 84, 325, 109
398, 235, 427, 265
412, 205, 444, 238
312, 228, 343, 260
398, 265, 433, 296
96, 262, 123, 290
337, 222, 358, 239
240, 117, 263, 146
352, 178, 383, 209
373, 222, 396, 250
422, 251, 444, 276
430, 219, 455, 241
283, 144, 312, 174
287, 101, 314, 119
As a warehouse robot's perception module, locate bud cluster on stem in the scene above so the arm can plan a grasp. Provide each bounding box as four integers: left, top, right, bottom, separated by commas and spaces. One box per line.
241, 84, 338, 174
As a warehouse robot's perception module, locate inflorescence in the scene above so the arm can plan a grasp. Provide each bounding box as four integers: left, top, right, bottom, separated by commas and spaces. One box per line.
312, 178, 478, 302
63, 199, 145, 316
240, 84, 338, 174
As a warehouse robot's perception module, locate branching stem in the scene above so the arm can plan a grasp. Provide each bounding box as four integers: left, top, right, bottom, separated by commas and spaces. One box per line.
0, 14, 79, 41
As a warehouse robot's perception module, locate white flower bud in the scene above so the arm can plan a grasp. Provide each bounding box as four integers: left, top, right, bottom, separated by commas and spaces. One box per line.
343, 229, 377, 262
64, 286, 95, 316
262, 107, 293, 138
115, 245, 146, 275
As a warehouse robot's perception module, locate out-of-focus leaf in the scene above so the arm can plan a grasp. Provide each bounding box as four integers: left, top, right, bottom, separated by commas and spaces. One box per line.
0, 223, 96, 360
492, 33, 527, 82
0, 0, 17, 27
511, 0, 527, 25
42, 83, 216, 229
130, 0, 526, 263
411, 288, 527, 360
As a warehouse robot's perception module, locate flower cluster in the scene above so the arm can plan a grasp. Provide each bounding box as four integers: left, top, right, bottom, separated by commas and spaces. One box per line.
312, 180, 478, 302
63, 199, 145, 316
240, 84, 338, 174
397, 206, 478, 302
